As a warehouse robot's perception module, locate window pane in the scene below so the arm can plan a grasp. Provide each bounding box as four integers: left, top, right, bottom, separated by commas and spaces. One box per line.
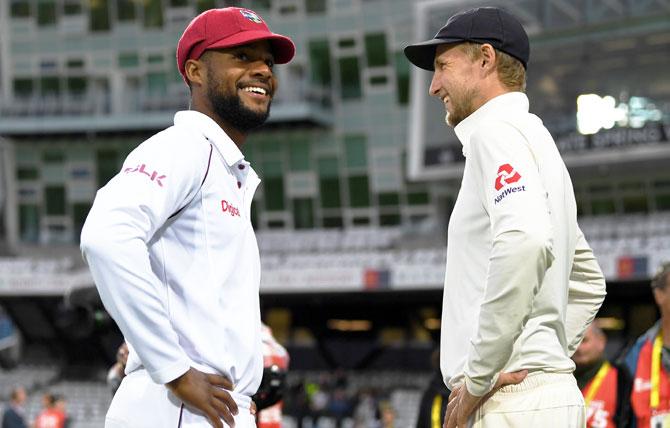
170, 0, 189, 6
11, 1, 31, 18
19, 204, 40, 243
380, 213, 401, 226
43, 150, 65, 163
293, 198, 314, 229
306, 0, 326, 13
96, 149, 118, 187
64, 1, 82, 15
320, 178, 341, 208
196, 0, 216, 13
147, 72, 167, 94
309, 39, 331, 86
656, 195, 670, 211
249, 0, 271, 9
117, 0, 136, 21
119, 53, 140, 68
67, 77, 87, 95
348, 175, 370, 207
40, 77, 61, 96
89, 0, 110, 31
394, 52, 409, 105
72, 203, 91, 243
344, 134, 367, 168
37, 1, 57, 26
365, 33, 388, 67
339, 57, 361, 99
317, 157, 339, 177
17, 167, 39, 180
289, 138, 311, 171
323, 216, 343, 228
407, 191, 429, 205
264, 177, 285, 211
45, 186, 66, 216
623, 195, 648, 213
378, 192, 399, 206
13, 78, 33, 98
591, 198, 616, 215
144, 0, 164, 28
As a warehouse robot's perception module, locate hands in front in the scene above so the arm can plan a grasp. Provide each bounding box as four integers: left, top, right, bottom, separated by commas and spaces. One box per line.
444, 370, 528, 428
166, 367, 239, 428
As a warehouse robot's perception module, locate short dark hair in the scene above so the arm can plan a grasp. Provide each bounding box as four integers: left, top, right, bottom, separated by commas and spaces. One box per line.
652, 262, 670, 290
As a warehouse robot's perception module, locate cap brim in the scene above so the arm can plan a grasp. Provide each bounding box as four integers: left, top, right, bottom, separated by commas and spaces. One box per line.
404, 38, 465, 71
206, 30, 296, 64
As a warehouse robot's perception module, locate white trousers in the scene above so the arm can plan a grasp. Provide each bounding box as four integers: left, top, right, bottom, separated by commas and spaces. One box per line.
469, 372, 585, 428
105, 370, 256, 428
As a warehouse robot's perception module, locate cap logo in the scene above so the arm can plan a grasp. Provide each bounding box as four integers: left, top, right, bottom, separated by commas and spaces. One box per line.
240, 9, 263, 24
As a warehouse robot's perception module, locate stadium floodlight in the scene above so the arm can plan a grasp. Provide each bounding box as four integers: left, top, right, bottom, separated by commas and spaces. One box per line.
576, 94, 618, 135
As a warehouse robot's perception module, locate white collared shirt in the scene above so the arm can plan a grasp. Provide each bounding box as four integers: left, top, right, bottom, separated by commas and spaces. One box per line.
442, 92, 606, 396
81, 111, 263, 402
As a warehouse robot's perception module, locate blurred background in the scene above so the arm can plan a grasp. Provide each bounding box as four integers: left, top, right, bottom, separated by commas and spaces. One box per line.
0, 0, 668, 427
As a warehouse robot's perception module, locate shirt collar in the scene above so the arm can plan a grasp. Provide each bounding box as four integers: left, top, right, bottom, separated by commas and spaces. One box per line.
174, 110, 245, 167
454, 92, 529, 157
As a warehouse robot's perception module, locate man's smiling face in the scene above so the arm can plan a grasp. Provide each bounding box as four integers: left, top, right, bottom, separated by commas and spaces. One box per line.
202, 40, 277, 133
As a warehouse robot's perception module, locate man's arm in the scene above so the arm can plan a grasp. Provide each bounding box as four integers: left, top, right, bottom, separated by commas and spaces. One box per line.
565, 227, 606, 356
462, 123, 554, 397
80, 130, 207, 384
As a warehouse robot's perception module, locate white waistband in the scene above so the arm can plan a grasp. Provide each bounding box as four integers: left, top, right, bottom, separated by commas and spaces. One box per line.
497, 371, 576, 394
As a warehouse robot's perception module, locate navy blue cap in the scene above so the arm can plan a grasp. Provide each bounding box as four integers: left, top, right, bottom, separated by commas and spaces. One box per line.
404, 7, 530, 71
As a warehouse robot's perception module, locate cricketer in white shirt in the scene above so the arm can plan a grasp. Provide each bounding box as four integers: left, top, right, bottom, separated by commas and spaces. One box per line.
442, 91, 607, 396
80, 110, 262, 423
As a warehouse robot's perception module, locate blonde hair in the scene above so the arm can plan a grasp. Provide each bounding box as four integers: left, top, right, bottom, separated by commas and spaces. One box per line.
459, 42, 526, 92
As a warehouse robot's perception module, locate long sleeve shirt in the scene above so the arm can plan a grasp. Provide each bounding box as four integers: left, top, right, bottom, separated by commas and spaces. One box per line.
80, 111, 263, 403
441, 92, 606, 397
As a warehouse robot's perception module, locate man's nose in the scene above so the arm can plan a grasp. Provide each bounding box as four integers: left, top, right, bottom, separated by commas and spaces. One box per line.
251, 60, 273, 78
429, 72, 441, 97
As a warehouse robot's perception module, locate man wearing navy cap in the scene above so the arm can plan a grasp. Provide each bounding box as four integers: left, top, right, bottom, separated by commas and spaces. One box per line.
405, 7, 607, 428
81, 7, 294, 428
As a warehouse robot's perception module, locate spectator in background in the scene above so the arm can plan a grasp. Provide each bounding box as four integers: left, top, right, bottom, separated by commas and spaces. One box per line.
416, 350, 450, 428
106, 342, 128, 396
573, 322, 631, 427
254, 324, 289, 428
34, 393, 66, 428
2, 386, 27, 428
623, 262, 670, 427
53, 395, 69, 428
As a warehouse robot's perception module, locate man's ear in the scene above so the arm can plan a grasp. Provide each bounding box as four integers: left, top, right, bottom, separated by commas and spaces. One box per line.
185, 58, 206, 87
479, 43, 497, 73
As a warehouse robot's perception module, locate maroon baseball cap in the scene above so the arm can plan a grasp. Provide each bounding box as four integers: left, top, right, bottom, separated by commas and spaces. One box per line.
176, 7, 295, 83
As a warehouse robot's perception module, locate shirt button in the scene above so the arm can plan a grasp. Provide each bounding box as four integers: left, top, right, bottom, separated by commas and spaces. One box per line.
237, 181, 241, 188
238, 164, 245, 170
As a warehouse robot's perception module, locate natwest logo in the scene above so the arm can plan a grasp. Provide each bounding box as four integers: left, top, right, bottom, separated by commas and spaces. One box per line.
494, 163, 522, 191
221, 200, 241, 217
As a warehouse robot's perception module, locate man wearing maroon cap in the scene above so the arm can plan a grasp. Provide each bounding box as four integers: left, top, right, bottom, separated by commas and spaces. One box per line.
81, 7, 294, 428
404, 6, 606, 428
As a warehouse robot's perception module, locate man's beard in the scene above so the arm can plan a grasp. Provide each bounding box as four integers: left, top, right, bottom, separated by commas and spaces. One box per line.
206, 76, 271, 134
445, 86, 479, 127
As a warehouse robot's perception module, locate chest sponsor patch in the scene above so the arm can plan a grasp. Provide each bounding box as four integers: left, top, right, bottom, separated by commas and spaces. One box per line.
221, 199, 241, 217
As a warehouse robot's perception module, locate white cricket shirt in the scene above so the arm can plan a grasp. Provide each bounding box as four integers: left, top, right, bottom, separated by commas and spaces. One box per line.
441, 92, 606, 397
81, 111, 263, 403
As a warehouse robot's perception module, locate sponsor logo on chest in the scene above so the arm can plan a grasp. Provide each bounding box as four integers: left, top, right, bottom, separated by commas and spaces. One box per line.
221, 199, 241, 217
